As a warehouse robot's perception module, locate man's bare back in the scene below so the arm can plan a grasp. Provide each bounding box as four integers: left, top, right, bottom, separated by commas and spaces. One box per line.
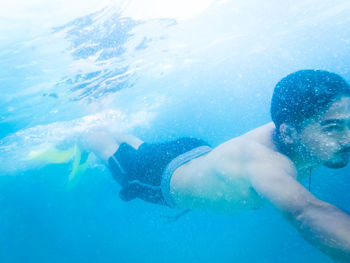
170, 123, 277, 213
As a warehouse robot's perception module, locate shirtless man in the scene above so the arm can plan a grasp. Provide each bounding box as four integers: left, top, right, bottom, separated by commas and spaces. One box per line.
86, 70, 350, 262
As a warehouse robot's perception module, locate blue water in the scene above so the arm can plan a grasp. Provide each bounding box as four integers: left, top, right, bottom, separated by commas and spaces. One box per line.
1, 1, 350, 262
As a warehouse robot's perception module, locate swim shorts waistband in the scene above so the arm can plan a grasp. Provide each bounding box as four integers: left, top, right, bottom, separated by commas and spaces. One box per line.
160, 145, 212, 208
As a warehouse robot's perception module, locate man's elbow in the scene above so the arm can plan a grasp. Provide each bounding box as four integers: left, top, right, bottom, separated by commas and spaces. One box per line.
282, 200, 331, 228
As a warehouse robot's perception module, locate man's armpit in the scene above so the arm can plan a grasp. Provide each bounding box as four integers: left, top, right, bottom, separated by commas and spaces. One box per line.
245, 158, 314, 214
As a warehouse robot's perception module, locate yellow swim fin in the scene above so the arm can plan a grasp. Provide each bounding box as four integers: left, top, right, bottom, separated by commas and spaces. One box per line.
67, 145, 93, 188
27, 143, 92, 188
27, 144, 76, 164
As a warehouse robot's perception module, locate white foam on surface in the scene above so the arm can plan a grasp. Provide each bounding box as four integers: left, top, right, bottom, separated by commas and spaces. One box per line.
0, 108, 155, 174
122, 0, 214, 21
0, 0, 214, 47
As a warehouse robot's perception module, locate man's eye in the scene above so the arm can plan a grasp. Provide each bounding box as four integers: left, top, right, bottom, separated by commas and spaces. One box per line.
324, 125, 342, 132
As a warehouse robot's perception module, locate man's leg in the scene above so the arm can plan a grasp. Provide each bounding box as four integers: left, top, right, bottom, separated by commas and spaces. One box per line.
80, 129, 143, 163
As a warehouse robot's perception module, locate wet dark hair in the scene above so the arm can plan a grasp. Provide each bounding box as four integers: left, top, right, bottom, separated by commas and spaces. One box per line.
271, 70, 350, 129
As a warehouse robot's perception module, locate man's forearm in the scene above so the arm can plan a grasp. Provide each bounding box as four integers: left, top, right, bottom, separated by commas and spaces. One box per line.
290, 202, 350, 262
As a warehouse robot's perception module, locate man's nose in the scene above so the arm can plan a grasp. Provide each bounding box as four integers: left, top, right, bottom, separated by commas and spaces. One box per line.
342, 126, 350, 146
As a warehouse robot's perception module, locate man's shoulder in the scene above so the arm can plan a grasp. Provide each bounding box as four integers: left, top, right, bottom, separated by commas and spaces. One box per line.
215, 123, 276, 155
212, 123, 295, 172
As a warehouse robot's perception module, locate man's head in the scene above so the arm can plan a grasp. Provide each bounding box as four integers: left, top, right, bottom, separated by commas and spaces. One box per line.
271, 70, 350, 168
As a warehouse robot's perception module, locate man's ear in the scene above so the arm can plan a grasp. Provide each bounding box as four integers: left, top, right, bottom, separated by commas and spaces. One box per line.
279, 123, 298, 144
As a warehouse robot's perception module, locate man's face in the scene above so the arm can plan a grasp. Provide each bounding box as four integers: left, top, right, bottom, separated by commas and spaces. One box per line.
297, 96, 350, 168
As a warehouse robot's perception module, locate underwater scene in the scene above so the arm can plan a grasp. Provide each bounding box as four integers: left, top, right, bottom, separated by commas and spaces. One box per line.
1, 0, 350, 262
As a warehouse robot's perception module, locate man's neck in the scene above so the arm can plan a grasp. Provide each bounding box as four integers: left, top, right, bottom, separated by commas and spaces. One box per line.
272, 129, 319, 173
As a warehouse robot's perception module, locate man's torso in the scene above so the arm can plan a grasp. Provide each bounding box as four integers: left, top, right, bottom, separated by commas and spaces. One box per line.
170, 122, 301, 214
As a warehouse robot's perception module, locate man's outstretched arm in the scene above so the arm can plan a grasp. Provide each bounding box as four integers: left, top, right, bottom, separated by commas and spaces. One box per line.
248, 157, 350, 262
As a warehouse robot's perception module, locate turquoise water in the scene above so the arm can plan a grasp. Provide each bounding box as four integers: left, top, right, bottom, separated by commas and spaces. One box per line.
1, 1, 350, 262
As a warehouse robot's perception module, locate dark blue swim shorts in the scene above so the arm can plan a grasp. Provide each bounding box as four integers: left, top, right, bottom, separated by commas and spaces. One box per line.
107, 137, 212, 207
